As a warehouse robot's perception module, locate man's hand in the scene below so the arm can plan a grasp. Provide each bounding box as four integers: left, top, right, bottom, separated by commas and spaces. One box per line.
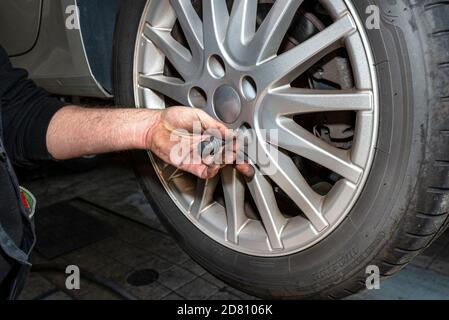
145, 107, 233, 179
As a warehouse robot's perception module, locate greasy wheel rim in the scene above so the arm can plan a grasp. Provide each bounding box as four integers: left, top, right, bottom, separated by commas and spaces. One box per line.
133, 0, 379, 256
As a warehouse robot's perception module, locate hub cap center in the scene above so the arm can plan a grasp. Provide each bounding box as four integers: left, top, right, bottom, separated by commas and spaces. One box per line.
213, 85, 241, 124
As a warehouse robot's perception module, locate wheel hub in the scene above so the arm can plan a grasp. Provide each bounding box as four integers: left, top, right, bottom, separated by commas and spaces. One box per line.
213, 85, 242, 124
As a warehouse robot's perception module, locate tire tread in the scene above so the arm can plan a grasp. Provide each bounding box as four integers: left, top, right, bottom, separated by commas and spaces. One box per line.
323, 0, 449, 299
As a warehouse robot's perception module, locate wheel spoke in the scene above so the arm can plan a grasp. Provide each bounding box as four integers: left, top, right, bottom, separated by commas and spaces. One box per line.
170, 0, 204, 54
161, 164, 184, 181
221, 166, 248, 244
138, 74, 189, 106
202, 0, 229, 49
227, 0, 258, 45
270, 119, 363, 183
250, 0, 303, 63
190, 176, 219, 219
250, 139, 328, 232
225, 0, 257, 61
247, 168, 287, 249
256, 13, 356, 88
264, 88, 373, 115
143, 23, 194, 79
144, 0, 176, 29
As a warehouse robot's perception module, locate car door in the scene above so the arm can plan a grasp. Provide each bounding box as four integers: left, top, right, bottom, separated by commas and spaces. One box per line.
0, 0, 43, 56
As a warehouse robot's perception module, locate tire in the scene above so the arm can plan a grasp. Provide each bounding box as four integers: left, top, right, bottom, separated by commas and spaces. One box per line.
113, 0, 449, 299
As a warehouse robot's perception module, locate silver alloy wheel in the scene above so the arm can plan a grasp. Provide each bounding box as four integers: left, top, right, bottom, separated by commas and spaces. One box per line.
133, 0, 378, 256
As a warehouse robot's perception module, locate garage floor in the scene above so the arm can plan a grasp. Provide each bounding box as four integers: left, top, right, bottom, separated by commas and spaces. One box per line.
18, 154, 449, 300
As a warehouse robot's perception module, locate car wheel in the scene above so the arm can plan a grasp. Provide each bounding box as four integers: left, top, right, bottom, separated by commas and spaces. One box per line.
113, 0, 449, 299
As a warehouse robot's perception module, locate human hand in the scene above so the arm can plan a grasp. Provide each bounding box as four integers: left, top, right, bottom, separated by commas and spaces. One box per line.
145, 107, 251, 179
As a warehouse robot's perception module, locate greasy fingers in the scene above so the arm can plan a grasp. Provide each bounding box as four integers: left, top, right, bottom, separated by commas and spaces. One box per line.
194, 108, 229, 137
235, 163, 255, 179
150, 106, 251, 180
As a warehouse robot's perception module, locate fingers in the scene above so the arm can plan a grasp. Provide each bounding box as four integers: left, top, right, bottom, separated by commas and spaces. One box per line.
194, 164, 253, 180
205, 164, 221, 179
178, 163, 254, 180
162, 106, 254, 180
235, 163, 255, 179
181, 163, 220, 180
195, 138, 255, 179
193, 109, 229, 137
165, 106, 237, 139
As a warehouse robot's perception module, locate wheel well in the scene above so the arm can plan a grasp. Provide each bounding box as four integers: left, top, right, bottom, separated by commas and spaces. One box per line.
77, 0, 120, 95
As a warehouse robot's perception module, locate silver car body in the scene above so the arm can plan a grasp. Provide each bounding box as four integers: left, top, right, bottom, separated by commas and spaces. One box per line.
0, 0, 117, 98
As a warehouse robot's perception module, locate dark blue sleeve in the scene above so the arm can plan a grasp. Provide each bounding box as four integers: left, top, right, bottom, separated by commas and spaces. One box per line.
0, 46, 66, 167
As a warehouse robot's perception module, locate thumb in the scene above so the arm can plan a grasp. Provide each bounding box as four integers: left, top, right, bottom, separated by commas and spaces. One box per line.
195, 109, 230, 139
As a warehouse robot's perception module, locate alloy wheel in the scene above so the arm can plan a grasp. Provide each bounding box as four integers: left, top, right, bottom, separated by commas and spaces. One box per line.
133, 0, 378, 256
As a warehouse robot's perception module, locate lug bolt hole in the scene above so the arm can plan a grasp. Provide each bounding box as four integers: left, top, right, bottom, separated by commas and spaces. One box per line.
189, 87, 208, 108
207, 55, 226, 79
241, 76, 257, 101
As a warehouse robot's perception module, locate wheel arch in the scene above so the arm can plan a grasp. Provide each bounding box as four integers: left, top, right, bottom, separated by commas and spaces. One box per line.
77, 0, 120, 95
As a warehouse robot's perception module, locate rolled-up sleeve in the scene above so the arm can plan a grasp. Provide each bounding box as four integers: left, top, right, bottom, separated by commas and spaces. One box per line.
0, 46, 66, 166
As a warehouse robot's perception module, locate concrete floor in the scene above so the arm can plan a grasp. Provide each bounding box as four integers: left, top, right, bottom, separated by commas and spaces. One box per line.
18, 154, 449, 300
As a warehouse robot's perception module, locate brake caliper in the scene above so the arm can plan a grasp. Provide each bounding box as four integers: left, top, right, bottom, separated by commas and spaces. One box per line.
313, 124, 354, 150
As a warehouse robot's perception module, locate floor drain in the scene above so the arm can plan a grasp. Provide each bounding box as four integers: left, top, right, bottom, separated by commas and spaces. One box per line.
126, 269, 159, 287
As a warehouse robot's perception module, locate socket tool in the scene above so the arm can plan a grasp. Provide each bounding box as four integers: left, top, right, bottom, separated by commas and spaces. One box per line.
199, 135, 254, 178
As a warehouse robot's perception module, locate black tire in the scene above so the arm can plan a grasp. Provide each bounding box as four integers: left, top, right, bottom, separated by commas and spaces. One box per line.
113, 0, 449, 299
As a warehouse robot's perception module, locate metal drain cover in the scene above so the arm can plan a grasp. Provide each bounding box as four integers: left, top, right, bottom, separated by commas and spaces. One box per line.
126, 269, 159, 287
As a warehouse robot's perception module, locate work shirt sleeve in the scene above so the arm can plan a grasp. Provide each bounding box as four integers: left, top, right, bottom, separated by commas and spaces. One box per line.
0, 46, 66, 167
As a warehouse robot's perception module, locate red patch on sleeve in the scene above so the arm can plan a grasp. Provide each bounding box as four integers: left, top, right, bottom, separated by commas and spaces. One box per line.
20, 191, 29, 209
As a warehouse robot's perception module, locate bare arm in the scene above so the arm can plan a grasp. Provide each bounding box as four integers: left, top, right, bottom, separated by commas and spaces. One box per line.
46, 106, 252, 179
46, 106, 159, 160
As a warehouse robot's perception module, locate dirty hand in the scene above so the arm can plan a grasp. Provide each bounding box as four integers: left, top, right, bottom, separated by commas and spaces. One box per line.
145, 107, 251, 179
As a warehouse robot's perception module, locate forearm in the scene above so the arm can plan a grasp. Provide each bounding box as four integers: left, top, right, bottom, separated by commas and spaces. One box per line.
46, 106, 160, 160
